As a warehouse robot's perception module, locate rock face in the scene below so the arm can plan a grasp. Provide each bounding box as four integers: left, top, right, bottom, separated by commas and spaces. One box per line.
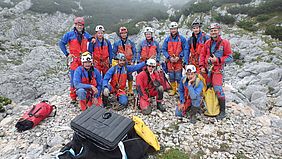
0, 1, 282, 158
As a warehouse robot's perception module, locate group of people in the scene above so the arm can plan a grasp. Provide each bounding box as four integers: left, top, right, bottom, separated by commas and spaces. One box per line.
58, 17, 233, 122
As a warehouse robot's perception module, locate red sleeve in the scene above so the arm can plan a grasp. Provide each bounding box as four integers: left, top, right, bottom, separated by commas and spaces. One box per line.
199, 41, 208, 68
220, 40, 233, 64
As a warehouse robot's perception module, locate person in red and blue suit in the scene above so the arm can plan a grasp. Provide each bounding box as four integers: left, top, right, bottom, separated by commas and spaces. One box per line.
102, 53, 146, 110
58, 17, 93, 104
73, 52, 102, 111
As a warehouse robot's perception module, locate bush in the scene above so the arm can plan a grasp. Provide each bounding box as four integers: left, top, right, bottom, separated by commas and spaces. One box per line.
247, 0, 282, 17
237, 20, 258, 32
157, 149, 189, 159
265, 25, 282, 41
256, 14, 272, 22
190, 2, 212, 13
227, 6, 252, 15
214, 14, 235, 25
213, 0, 252, 7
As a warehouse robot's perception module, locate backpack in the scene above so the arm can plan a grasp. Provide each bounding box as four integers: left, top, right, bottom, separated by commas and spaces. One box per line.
15, 100, 56, 132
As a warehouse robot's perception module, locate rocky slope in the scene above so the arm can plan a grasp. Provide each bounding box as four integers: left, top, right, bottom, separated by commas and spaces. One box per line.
0, 1, 281, 159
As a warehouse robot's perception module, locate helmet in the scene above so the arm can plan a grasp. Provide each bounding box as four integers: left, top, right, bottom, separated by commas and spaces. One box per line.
209, 23, 221, 30
144, 27, 153, 34
192, 18, 202, 28
74, 17, 85, 25
185, 65, 196, 73
81, 52, 92, 63
146, 59, 156, 67
116, 53, 126, 60
169, 22, 178, 29
95, 25, 105, 32
119, 27, 128, 34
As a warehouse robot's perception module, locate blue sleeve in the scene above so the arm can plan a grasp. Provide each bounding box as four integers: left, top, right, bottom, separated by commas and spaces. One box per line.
85, 32, 93, 41
184, 38, 191, 65
102, 67, 115, 88
74, 67, 92, 89
178, 79, 185, 104
112, 41, 118, 58
156, 41, 161, 63
127, 62, 146, 73
88, 42, 94, 53
188, 81, 203, 100
162, 37, 170, 59
58, 33, 69, 56
137, 42, 142, 63
130, 40, 137, 63
94, 68, 102, 98
107, 39, 113, 65
179, 36, 187, 58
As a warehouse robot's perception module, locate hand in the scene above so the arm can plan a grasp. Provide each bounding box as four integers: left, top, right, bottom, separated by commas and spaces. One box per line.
91, 86, 98, 94
200, 67, 206, 74
103, 88, 110, 96
91, 38, 96, 43
68, 54, 75, 58
178, 104, 184, 111
188, 76, 196, 86
174, 56, 179, 62
209, 56, 217, 63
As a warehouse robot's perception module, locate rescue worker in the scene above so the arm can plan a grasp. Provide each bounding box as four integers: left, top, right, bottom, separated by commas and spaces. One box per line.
58, 17, 93, 104
199, 23, 233, 120
137, 27, 160, 64
162, 22, 186, 96
112, 27, 137, 95
176, 65, 204, 124
73, 52, 102, 111
102, 53, 146, 110
88, 25, 113, 76
184, 18, 209, 72
136, 59, 166, 115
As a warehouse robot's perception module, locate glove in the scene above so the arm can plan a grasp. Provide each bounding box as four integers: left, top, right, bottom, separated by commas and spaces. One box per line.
103, 88, 110, 96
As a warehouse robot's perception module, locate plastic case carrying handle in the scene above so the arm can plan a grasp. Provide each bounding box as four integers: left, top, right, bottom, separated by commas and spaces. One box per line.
102, 112, 112, 119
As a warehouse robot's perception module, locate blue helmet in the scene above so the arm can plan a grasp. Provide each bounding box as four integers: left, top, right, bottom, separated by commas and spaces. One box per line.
116, 53, 126, 60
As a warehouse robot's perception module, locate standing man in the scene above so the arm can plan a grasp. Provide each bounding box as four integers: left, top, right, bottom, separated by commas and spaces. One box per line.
59, 17, 93, 104
199, 23, 233, 120
137, 27, 161, 64
136, 59, 166, 115
102, 53, 145, 110
184, 18, 209, 72
113, 27, 137, 95
162, 22, 186, 96
74, 52, 102, 111
88, 25, 113, 76
176, 65, 203, 124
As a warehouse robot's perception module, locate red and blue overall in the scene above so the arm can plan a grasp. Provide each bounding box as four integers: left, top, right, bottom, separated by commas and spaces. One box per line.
102, 62, 145, 107
88, 38, 113, 76
199, 35, 233, 103
137, 38, 161, 63
136, 70, 164, 110
184, 31, 209, 72
73, 66, 102, 111
162, 33, 186, 84
59, 28, 92, 100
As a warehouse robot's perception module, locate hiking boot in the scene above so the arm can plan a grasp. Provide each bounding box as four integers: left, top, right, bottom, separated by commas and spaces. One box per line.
216, 98, 226, 120
113, 104, 126, 111
157, 102, 166, 112
70, 100, 78, 105
142, 106, 152, 115
190, 106, 199, 124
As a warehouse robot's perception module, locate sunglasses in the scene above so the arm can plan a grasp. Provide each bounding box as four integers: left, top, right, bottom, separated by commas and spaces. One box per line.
148, 65, 156, 68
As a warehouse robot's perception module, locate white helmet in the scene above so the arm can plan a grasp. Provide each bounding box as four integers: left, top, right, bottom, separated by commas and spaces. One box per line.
95, 25, 105, 32
146, 59, 157, 67
169, 22, 178, 29
185, 65, 196, 73
144, 27, 153, 34
81, 52, 92, 63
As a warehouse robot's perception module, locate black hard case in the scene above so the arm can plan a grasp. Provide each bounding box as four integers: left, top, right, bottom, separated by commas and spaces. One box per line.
71, 106, 134, 150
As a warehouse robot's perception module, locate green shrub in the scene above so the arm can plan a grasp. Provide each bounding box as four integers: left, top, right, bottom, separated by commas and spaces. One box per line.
265, 25, 282, 41
214, 14, 235, 25
247, 0, 282, 17
227, 6, 252, 15
237, 20, 258, 32
157, 149, 189, 159
256, 14, 272, 22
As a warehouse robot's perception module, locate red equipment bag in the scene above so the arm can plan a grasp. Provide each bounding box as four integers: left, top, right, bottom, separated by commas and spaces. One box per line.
15, 100, 56, 132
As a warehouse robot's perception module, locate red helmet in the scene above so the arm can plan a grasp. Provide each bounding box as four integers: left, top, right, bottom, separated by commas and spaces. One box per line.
74, 17, 85, 25
209, 23, 221, 30
119, 27, 128, 34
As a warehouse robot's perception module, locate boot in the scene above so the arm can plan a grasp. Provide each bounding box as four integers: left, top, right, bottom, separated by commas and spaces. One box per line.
216, 98, 226, 120
102, 95, 110, 108
157, 102, 166, 112
169, 82, 176, 96
142, 106, 152, 115
70, 99, 78, 105
190, 106, 198, 124
128, 81, 134, 95
79, 100, 87, 111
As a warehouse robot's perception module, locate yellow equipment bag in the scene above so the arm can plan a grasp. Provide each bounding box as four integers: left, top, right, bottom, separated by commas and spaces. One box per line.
203, 87, 220, 116
132, 116, 160, 151
112, 59, 118, 66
